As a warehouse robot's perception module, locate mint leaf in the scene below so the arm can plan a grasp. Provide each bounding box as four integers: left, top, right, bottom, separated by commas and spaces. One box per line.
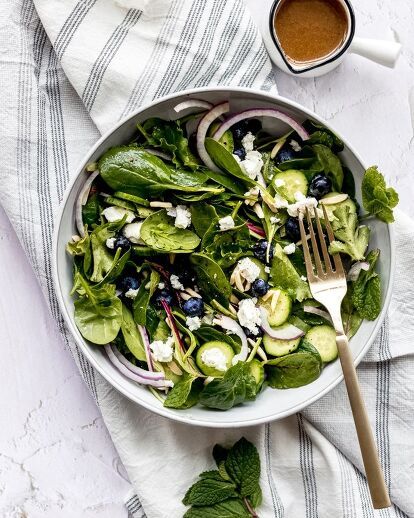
328, 205, 370, 261
351, 249, 381, 320
163, 374, 202, 409
225, 438, 260, 499
213, 444, 229, 466
270, 244, 311, 301
362, 166, 399, 223
183, 499, 250, 518
183, 477, 238, 507
199, 363, 257, 411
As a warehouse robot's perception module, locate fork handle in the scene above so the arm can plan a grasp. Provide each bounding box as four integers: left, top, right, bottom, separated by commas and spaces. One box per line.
336, 335, 391, 509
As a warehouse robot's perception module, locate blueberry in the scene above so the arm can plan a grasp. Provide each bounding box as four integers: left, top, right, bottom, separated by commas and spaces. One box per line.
252, 240, 273, 263
243, 326, 264, 340
182, 297, 204, 317
285, 217, 301, 242
251, 279, 269, 297
276, 148, 295, 164
118, 275, 140, 294
154, 288, 174, 307
114, 234, 131, 252
233, 148, 246, 160
308, 174, 332, 199
246, 118, 262, 134
175, 268, 195, 286
232, 120, 250, 142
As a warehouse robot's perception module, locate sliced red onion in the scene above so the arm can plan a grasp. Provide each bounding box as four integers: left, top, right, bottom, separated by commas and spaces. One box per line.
213, 109, 309, 142
144, 148, 172, 161
246, 222, 266, 237
138, 324, 154, 371
259, 307, 304, 340
213, 314, 249, 365
196, 102, 229, 173
76, 170, 100, 236
174, 99, 213, 114
347, 261, 370, 282
319, 193, 349, 205
303, 305, 333, 325
105, 344, 173, 388
161, 299, 186, 352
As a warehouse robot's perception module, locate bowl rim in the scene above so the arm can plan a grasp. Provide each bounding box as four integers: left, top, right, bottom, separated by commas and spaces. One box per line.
52, 86, 395, 428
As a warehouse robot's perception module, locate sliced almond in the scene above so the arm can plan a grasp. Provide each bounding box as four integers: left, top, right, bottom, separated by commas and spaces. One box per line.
150, 201, 173, 208
185, 287, 202, 298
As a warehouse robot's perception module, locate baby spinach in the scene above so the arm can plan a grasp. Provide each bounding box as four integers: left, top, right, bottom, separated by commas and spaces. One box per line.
303, 119, 344, 152
328, 205, 370, 261
140, 210, 200, 253
361, 166, 399, 223
341, 288, 363, 338
265, 340, 322, 389
137, 117, 199, 170
67, 231, 92, 275
96, 248, 130, 286
351, 249, 381, 320
73, 273, 122, 345
199, 362, 257, 410
191, 203, 218, 237
82, 193, 102, 227
204, 138, 255, 186
163, 374, 203, 409
89, 218, 126, 283
133, 268, 160, 325
312, 144, 343, 191
270, 244, 311, 301
190, 253, 232, 307
120, 304, 146, 361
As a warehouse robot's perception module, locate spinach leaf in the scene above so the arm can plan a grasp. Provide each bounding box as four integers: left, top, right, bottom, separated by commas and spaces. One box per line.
303, 119, 344, 152
82, 193, 101, 227
191, 203, 218, 237
164, 374, 203, 409
194, 326, 241, 353
183, 499, 250, 518
96, 248, 130, 286
133, 269, 160, 325
172, 191, 221, 203
138, 118, 199, 170
203, 220, 252, 269
270, 244, 311, 301
328, 205, 370, 261
99, 146, 217, 197
140, 210, 200, 253
225, 437, 260, 500
66, 231, 92, 275
199, 362, 257, 410
312, 144, 343, 191
277, 156, 318, 172
89, 218, 126, 283
341, 288, 363, 338
190, 253, 232, 307
73, 274, 122, 345
120, 304, 146, 361
351, 249, 381, 320
361, 166, 399, 223
202, 167, 246, 195
205, 138, 254, 186
265, 340, 322, 389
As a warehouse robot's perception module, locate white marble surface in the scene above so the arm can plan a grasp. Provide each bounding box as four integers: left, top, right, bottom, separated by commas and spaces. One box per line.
1, 0, 413, 515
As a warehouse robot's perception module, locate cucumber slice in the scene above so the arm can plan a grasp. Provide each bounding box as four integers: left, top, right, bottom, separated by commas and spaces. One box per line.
263, 329, 301, 357
273, 170, 308, 203
321, 192, 356, 221
305, 325, 338, 362
259, 289, 291, 327
196, 341, 235, 377
249, 359, 265, 390
249, 257, 269, 281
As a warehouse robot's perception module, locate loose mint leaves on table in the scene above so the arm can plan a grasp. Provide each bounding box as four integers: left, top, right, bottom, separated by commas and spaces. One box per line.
183, 438, 261, 518
361, 166, 399, 223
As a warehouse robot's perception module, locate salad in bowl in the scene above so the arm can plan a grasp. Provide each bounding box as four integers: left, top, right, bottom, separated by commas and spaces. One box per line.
66, 96, 398, 412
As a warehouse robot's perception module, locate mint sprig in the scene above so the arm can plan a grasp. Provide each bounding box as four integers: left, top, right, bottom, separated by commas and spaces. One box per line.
362, 166, 399, 223
183, 438, 261, 517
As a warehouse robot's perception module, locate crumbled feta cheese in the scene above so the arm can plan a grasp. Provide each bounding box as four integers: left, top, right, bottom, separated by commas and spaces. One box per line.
102, 206, 135, 223
186, 316, 201, 331
244, 186, 260, 205
237, 298, 262, 336
240, 150, 263, 180
264, 266, 270, 274
283, 243, 296, 255
273, 194, 289, 209
167, 205, 191, 229
274, 178, 285, 188
170, 274, 184, 291
270, 216, 280, 224
235, 258, 261, 283
300, 275, 308, 282
125, 288, 139, 299
200, 347, 228, 372
287, 191, 318, 217
158, 282, 165, 289
72, 235, 81, 242
123, 221, 143, 244
290, 139, 302, 152
150, 336, 174, 363
106, 237, 116, 249
242, 132, 255, 152
218, 215, 235, 231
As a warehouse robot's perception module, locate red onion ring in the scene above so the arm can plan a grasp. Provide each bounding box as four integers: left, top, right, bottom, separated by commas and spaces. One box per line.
173, 99, 213, 114
144, 148, 172, 161
246, 222, 266, 238
196, 102, 229, 173
75, 170, 100, 237
213, 314, 249, 365
303, 305, 333, 324
138, 324, 154, 371
259, 307, 304, 340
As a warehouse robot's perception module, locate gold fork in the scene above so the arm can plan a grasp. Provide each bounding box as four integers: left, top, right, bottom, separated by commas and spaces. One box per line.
299, 205, 391, 509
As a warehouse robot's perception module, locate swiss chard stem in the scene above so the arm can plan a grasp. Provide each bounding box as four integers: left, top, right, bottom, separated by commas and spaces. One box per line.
231, 201, 243, 220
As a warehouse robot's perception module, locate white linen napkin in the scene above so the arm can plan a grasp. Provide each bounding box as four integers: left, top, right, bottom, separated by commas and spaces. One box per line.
1, 0, 413, 516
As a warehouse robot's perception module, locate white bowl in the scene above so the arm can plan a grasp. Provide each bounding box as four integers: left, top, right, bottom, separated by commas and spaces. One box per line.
52, 87, 394, 428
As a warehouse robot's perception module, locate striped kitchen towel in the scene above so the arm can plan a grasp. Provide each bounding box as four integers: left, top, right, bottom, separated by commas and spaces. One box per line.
1, 0, 413, 516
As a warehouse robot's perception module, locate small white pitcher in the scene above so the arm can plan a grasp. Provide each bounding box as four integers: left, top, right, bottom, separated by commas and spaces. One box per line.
259, 0, 402, 78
